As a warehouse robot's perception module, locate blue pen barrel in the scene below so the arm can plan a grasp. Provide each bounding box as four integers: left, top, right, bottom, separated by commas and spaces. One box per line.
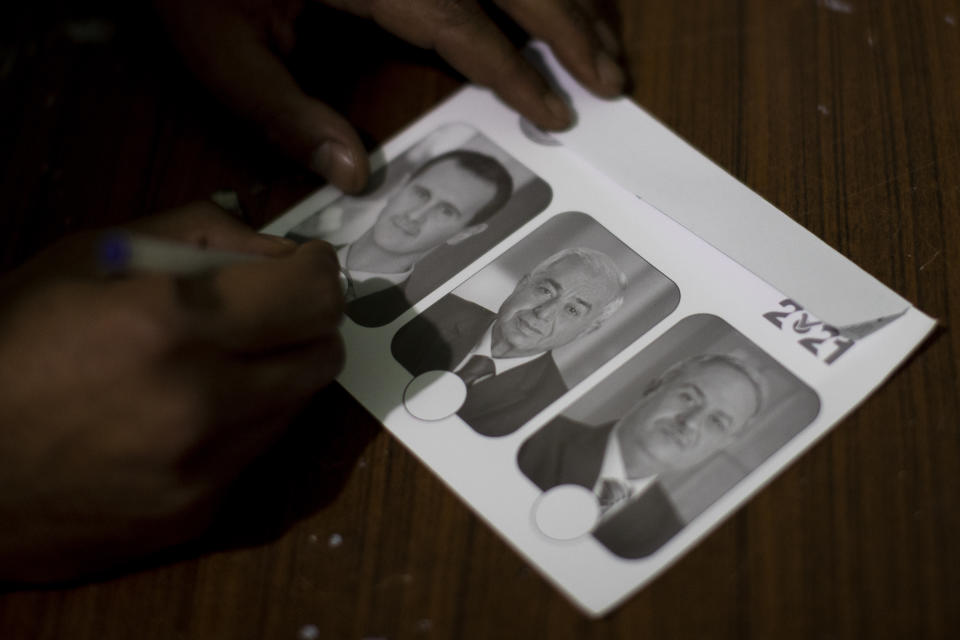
97, 232, 261, 275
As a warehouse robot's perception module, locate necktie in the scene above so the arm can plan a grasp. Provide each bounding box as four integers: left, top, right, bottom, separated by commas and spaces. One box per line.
455, 354, 496, 386
596, 478, 633, 515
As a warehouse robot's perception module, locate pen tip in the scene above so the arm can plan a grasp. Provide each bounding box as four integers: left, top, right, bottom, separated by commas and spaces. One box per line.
98, 232, 130, 273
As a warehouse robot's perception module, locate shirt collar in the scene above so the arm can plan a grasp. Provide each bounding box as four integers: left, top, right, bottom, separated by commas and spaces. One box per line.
455, 322, 541, 376
595, 430, 657, 496
337, 244, 413, 300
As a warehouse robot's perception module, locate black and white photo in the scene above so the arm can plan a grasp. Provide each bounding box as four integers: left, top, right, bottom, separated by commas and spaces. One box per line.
518, 314, 821, 558
392, 212, 680, 437
262, 79, 934, 615
286, 123, 552, 326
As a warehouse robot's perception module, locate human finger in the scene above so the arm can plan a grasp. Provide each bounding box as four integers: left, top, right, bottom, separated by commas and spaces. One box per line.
187, 239, 345, 352
160, 6, 368, 192
130, 202, 299, 258
494, 0, 625, 97
569, 0, 623, 56
357, 0, 573, 129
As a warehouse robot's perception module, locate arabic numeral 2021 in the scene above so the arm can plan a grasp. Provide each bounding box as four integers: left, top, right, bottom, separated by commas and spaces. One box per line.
763, 299, 855, 365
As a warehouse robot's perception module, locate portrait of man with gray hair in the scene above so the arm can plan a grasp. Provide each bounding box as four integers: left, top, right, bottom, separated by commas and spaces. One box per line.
392, 246, 628, 437
519, 351, 767, 558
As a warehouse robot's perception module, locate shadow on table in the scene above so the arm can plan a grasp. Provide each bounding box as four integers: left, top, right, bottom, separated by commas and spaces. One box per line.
0, 384, 382, 593
196, 383, 382, 550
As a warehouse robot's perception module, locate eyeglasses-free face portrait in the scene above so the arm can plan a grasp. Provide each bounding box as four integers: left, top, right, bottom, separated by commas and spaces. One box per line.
283, 125, 552, 327
517, 314, 821, 559
492, 249, 625, 358
615, 357, 762, 476
392, 212, 680, 438
369, 153, 507, 257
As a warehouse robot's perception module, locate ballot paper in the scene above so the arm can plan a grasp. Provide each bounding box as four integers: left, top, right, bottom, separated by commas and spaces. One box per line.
262, 46, 935, 617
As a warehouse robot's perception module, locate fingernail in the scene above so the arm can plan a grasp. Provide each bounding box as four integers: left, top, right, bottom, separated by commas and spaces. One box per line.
595, 50, 626, 93
310, 141, 360, 192
594, 20, 622, 57
210, 189, 243, 217
542, 92, 572, 129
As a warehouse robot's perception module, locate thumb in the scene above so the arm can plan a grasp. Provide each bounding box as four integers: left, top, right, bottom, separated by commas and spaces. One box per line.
267, 93, 370, 195
159, 6, 369, 193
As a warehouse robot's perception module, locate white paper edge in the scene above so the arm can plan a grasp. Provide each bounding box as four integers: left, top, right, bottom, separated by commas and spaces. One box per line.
529, 42, 913, 330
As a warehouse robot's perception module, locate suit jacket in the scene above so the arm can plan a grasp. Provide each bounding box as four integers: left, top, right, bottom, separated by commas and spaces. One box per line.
286, 200, 414, 328
517, 415, 686, 559
391, 295, 568, 437
346, 283, 412, 328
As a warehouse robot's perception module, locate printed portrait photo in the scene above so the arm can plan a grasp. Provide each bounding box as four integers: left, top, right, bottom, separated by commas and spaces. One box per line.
391, 212, 680, 437
286, 123, 552, 327
518, 314, 821, 559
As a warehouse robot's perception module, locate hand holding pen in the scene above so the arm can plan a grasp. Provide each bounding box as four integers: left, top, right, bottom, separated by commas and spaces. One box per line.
0, 202, 344, 583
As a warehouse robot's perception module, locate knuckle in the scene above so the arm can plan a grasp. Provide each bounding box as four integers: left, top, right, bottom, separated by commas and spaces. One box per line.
374, 0, 475, 28
434, 8, 484, 45
563, 0, 595, 19
394, 0, 481, 49
432, 0, 475, 27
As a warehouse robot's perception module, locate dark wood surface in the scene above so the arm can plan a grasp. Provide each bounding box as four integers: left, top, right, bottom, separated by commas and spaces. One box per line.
2, 1, 959, 637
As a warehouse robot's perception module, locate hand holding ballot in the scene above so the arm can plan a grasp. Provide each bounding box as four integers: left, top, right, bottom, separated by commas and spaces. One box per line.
152, 0, 626, 192
0, 203, 345, 583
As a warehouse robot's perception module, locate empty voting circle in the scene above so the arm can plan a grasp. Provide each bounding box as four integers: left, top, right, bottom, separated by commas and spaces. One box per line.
533, 485, 599, 541
403, 370, 468, 421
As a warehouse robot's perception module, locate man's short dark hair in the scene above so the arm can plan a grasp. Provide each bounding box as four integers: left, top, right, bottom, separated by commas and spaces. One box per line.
410, 150, 514, 225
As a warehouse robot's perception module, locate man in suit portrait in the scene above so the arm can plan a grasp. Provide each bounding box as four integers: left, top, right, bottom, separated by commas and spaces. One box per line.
518, 354, 764, 558
288, 150, 513, 325
392, 247, 627, 437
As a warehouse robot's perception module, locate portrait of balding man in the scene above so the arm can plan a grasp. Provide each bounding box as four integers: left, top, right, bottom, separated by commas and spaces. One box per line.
392, 247, 628, 437
518, 353, 765, 558
288, 149, 514, 326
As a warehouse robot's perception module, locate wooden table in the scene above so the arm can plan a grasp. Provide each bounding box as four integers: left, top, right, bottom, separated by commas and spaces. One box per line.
2, 1, 958, 637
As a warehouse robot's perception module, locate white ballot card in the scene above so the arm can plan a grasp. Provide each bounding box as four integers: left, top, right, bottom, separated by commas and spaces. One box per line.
262, 52, 935, 616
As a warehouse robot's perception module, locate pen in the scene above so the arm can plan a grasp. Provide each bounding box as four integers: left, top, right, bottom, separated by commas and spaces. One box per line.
98, 231, 262, 276
99, 231, 351, 296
